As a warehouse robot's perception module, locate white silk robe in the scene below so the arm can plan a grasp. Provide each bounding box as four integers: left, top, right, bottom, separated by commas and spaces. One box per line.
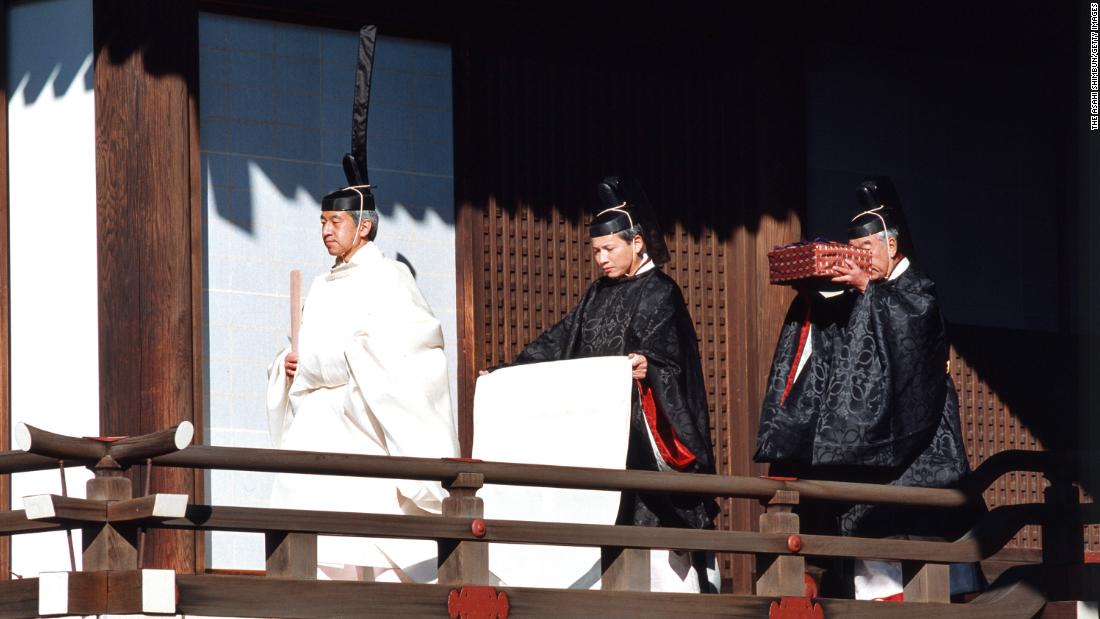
266, 242, 459, 581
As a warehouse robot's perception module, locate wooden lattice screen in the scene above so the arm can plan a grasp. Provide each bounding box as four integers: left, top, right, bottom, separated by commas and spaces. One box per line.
951, 346, 1045, 551
950, 328, 1092, 552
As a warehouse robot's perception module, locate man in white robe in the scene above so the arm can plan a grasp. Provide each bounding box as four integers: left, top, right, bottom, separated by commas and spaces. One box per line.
266, 185, 459, 582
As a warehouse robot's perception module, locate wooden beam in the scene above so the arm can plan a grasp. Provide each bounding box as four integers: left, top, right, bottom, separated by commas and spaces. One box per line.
92, 0, 200, 574
13, 424, 106, 463
104, 422, 195, 465
172, 573, 1046, 619
105, 569, 177, 615
0, 577, 37, 619
152, 445, 972, 508
177, 575, 450, 618
3, 570, 178, 617
0, 511, 64, 536
21, 495, 106, 523
0, 568, 1051, 619
37, 571, 108, 618
0, 451, 62, 475
107, 493, 190, 522
153, 503, 992, 563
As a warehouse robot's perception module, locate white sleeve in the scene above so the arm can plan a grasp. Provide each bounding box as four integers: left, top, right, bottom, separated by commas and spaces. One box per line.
266, 346, 292, 448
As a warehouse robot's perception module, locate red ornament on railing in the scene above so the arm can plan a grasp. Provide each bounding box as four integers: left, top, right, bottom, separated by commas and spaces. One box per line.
471, 518, 487, 538
448, 586, 510, 619
769, 597, 824, 619
787, 534, 802, 553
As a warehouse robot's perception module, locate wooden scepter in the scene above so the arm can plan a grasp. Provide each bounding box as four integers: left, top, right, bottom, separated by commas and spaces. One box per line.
290, 270, 302, 355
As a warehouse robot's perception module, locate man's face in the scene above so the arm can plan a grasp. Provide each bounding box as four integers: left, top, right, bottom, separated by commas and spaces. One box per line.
320, 211, 367, 257
847, 232, 896, 280
591, 233, 641, 279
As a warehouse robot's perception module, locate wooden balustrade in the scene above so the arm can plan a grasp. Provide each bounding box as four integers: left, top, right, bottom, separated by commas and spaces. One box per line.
0, 425, 1087, 618
153, 444, 971, 507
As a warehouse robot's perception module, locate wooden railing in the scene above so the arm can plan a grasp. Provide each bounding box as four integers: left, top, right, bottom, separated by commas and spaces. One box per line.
0, 422, 1093, 618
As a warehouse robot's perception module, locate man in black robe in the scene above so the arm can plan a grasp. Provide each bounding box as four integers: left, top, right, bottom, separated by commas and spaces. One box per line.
509, 177, 719, 591
754, 177, 981, 599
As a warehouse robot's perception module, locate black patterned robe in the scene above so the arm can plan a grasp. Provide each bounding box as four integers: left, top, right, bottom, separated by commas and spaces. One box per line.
512, 267, 719, 530
754, 265, 974, 539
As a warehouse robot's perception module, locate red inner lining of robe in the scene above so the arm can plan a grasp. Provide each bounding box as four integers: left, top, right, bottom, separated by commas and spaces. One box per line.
638, 379, 696, 471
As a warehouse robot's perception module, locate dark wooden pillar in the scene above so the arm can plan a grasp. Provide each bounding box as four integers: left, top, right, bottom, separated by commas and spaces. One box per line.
93, 0, 202, 573
453, 33, 483, 458
723, 16, 807, 593
0, 0, 12, 582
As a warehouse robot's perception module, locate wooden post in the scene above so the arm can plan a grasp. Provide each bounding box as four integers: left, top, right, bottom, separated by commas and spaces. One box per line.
1042, 473, 1083, 566
94, 0, 201, 575
82, 458, 137, 572
438, 472, 488, 585
600, 546, 650, 591
755, 489, 804, 597
1040, 471, 1084, 599
265, 532, 317, 579
902, 561, 950, 602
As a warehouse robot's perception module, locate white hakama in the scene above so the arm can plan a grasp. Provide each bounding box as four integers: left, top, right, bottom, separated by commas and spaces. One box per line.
267, 242, 459, 582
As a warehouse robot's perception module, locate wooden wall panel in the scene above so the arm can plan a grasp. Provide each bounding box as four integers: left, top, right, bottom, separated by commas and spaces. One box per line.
951, 344, 1044, 550
949, 325, 1092, 552
93, 0, 201, 573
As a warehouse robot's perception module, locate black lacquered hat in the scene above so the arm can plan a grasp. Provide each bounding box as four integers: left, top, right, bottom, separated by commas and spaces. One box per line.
848, 176, 915, 258
588, 176, 671, 265
321, 183, 376, 212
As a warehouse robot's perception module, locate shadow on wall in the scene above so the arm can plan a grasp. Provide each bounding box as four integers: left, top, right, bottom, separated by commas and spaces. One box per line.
453, 22, 808, 243
395, 252, 417, 278
7, 0, 94, 105
949, 324, 1081, 483
201, 155, 456, 237
89, 5, 457, 236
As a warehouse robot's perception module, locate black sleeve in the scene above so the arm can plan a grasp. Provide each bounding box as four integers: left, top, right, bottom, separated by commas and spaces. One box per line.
632, 281, 715, 474
811, 277, 948, 468
511, 285, 593, 365
754, 296, 818, 463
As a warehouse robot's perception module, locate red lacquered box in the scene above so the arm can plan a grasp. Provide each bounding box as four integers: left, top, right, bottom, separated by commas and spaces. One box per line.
768, 241, 873, 284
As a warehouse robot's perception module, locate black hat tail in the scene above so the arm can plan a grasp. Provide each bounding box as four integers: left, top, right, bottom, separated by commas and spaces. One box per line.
342, 154, 364, 187
345, 25, 377, 187
623, 179, 670, 265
